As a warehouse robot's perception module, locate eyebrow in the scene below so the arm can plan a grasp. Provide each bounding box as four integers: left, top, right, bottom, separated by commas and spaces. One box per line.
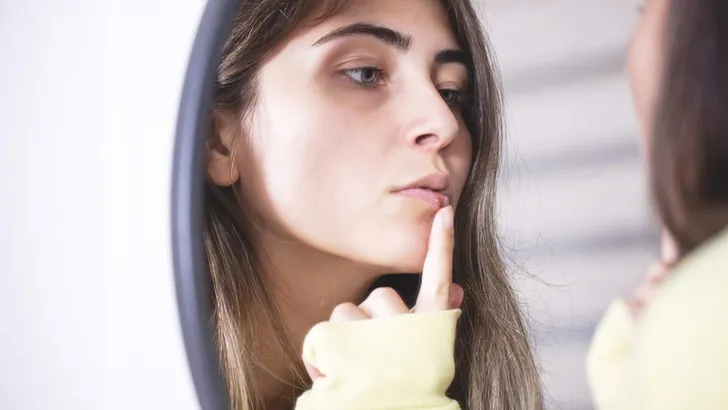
313, 22, 471, 70
313, 22, 413, 50
435, 49, 471, 67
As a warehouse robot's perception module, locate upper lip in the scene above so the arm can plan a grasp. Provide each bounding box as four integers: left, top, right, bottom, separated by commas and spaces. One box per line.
394, 173, 450, 193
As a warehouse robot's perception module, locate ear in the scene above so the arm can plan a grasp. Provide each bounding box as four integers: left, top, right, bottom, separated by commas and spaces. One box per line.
206, 109, 241, 187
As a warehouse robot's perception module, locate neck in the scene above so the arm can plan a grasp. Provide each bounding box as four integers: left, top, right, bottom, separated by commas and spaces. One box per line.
252, 230, 382, 408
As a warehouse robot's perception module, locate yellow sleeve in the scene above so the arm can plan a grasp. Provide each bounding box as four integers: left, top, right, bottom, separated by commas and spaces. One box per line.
588, 228, 728, 410
295, 310, 462, 410
586, 299, 638, 410
632, 265, 728, 410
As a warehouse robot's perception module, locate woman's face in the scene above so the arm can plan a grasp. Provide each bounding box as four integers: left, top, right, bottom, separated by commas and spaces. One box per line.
628, 0, 668, 152
211, 0, 473, 273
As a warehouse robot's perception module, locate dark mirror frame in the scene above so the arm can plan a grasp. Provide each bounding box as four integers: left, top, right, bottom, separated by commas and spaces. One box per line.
171, 1, 238, 409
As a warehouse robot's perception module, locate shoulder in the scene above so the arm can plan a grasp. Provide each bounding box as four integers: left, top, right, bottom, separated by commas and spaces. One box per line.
642, 227, 728, 330
633, 228, 728, 409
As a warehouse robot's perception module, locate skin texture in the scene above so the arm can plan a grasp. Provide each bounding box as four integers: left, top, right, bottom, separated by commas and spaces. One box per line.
207, 0, 472, 406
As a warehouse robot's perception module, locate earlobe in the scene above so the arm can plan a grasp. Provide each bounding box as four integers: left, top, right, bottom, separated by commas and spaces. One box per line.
206, 109, 241, 187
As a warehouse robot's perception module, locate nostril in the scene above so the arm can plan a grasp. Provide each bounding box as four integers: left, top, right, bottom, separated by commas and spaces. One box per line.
415, 134, 439, 146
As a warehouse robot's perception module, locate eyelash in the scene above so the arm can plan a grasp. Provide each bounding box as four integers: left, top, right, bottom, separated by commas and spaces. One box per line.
341, 66, 470, 109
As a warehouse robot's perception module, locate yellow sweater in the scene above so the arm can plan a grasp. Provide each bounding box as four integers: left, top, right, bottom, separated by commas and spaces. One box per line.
295, 309, 462, 410
587, 228, 728, 410
292, 228, 727, 410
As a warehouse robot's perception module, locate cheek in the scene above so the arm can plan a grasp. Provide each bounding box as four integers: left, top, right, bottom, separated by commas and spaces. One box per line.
448, 127, 474, 206
243, 83, 393, 242
628, 11, 665, 150
629, 32, 653, 142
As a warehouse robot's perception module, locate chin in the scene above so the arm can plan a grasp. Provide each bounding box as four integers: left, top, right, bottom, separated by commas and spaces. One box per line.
377, 225, 431, 274
342, 210, 437, 274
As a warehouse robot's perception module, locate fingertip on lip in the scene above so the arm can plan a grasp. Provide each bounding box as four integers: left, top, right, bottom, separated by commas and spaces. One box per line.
435, 196, 449, 208
396, 188, 450, 209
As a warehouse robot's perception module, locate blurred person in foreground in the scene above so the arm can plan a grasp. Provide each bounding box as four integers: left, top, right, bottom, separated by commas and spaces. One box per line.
586, 1, 728, 409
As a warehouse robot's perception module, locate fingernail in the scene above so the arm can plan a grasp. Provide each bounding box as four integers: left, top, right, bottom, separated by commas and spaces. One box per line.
448, 284, 464, 308
441, 206, 454, 232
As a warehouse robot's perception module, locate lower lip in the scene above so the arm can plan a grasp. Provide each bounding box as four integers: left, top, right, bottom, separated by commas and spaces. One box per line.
395, 188, 450, 208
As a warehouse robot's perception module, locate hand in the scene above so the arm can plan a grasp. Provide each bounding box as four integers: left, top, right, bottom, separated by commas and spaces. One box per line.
626, 229, 678, 321
303, 205, 464, 381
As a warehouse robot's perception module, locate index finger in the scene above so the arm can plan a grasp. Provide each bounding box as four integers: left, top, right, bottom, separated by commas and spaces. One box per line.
414, 205, 454, 313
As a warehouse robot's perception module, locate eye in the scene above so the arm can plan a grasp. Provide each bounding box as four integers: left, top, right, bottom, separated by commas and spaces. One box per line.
343, 67, 384, 87
439, 89, 468, 108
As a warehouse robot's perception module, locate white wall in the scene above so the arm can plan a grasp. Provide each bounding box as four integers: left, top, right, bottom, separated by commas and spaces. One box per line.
0, 2, 207, 409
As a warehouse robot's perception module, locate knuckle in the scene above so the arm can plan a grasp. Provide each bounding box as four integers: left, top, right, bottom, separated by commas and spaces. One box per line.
368, 286, 399, 303
330, 302, 359, 319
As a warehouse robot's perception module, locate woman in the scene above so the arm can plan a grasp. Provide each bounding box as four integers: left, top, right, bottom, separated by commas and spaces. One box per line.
587, 0, 728, 409
204, 0, 543, 409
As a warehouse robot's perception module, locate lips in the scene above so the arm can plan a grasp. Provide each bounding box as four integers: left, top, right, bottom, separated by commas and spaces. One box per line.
393, 173, 451, 209
396, 188, 450, 208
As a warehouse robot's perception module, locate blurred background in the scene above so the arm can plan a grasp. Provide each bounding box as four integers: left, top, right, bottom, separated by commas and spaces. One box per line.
0, 1, 661, 409
481, 1, 660, 409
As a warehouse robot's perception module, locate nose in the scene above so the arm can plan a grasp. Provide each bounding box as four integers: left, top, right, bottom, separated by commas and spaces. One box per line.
398, 78, 462, 152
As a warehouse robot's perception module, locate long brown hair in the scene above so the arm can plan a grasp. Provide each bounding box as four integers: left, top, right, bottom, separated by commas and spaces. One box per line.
652, 0, 728, 256
204, 1, 544, 409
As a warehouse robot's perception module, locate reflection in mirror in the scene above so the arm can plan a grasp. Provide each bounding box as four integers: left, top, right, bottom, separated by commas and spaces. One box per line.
197, 0, 542, 409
